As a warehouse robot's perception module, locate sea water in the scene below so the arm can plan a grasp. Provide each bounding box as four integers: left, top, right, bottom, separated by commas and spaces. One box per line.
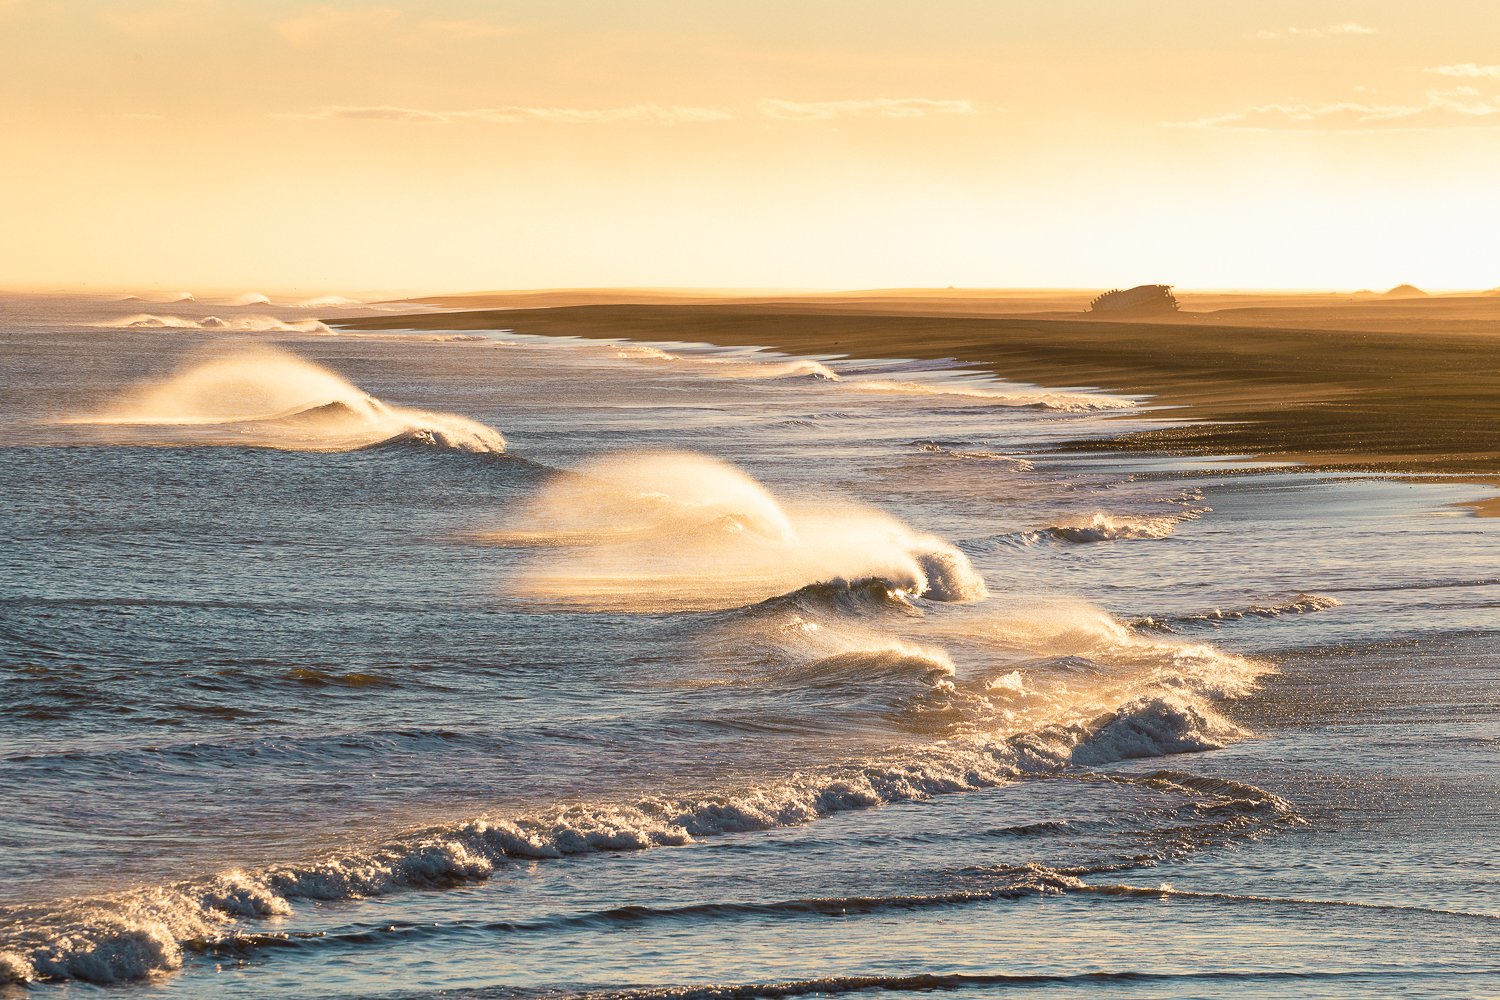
2, 293, 1498, 998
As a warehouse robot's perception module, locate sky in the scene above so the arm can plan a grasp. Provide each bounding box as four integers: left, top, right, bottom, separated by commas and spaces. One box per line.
4, 0, 1500, 294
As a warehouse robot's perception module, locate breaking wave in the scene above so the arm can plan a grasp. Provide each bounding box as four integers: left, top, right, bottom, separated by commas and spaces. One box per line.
914, 441, 1035, 469
1133, 593, 1343, 632
108, 313, 334, 335
229, 292, 272, 306
487, 452, 985, 611
1041, 509, 1204, 543
65, 346, 506, 453
712, 358, 839, 381
985, 508, 1210, 548
891, 598, 1271, 742
615, 345, 681, 361
848, 379, 1134, 412
295, 295, 362, 308
612, 345, 840, 381
0, 689, 1279, 986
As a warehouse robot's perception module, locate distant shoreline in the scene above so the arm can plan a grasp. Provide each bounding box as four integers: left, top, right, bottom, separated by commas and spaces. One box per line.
337, 300, 1500, 514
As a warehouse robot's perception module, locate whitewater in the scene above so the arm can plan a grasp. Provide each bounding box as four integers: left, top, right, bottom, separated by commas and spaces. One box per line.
2, 295, 1500, 998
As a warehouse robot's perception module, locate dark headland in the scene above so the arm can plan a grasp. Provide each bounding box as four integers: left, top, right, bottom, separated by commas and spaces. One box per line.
339, 289, 1500, 511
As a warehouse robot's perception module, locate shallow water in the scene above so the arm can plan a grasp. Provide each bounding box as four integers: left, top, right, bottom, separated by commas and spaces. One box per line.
2, 294, 1498, 997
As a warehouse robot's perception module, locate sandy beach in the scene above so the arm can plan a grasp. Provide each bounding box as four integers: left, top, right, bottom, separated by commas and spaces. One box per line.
346, 294, 1500, 496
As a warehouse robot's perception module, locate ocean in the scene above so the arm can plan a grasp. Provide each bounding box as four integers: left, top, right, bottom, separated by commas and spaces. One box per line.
2, 294, 1498, 998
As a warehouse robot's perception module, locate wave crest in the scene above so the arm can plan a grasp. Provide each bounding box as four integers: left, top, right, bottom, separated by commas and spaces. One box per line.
849, 378, 1134, 412
611, 345, 841, 381
915, 441, 1035, 469
110, 313, 333, 335
1133, 593, 1343, 631
65, 346, 505, 453
1043, 510, 1198, 543
490, 452, 985, 611
0, 696, 1284, 985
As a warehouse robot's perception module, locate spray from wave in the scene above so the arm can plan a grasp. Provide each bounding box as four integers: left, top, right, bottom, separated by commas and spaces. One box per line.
107, 314, 334, 335
734, 585, 1268, 744
910, 599, 1267, 752
66, 346, 506, 453
484, 451, 985, 611
295, 295, 362, 308
228, 292, 272, 306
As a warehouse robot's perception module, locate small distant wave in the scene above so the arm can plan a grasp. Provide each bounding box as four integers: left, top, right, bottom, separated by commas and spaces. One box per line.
294, 295, 362, 308
108, 314, 333, 335
611, 345, 841, 381
284, 667, 394, 688
494, 452, 985, 611
339, 332, 487, 344
848, 378, 1134, 412
1043, 510, 1200, 543
914, 441, 1035, 470
229, 292, 271, 306
615, 345, 681, 361
502, 969, 1404, 1000
65, 346, 505, 454
992, 508, 1209, 546
716, 358, 839, 381
1133, 593, 1342, 632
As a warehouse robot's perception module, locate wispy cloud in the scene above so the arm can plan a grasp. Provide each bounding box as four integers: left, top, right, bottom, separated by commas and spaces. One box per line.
1427, 63, 1500, 79
1255, 23, 1378, 39
757, 98, 978, 120
275, 98, 982, 126
278, 104, 735, 125
274, 6, 514, 46
1163, 88, 1500, 131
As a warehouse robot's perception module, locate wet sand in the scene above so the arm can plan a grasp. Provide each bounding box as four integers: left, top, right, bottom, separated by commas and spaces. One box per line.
342, 296, 1500, 485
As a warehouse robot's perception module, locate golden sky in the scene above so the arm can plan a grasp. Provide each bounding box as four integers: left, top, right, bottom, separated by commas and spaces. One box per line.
4, 0, 1500, 294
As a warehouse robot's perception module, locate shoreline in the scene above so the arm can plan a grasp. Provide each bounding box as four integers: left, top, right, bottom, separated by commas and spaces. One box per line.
338, 302, 1500, 506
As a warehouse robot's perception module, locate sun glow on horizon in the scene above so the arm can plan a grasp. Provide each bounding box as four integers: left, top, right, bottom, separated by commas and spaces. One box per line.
4, 0, 1500, 292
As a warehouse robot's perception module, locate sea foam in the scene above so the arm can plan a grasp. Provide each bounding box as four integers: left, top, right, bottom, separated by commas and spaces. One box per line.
0, 683, 1274, 985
